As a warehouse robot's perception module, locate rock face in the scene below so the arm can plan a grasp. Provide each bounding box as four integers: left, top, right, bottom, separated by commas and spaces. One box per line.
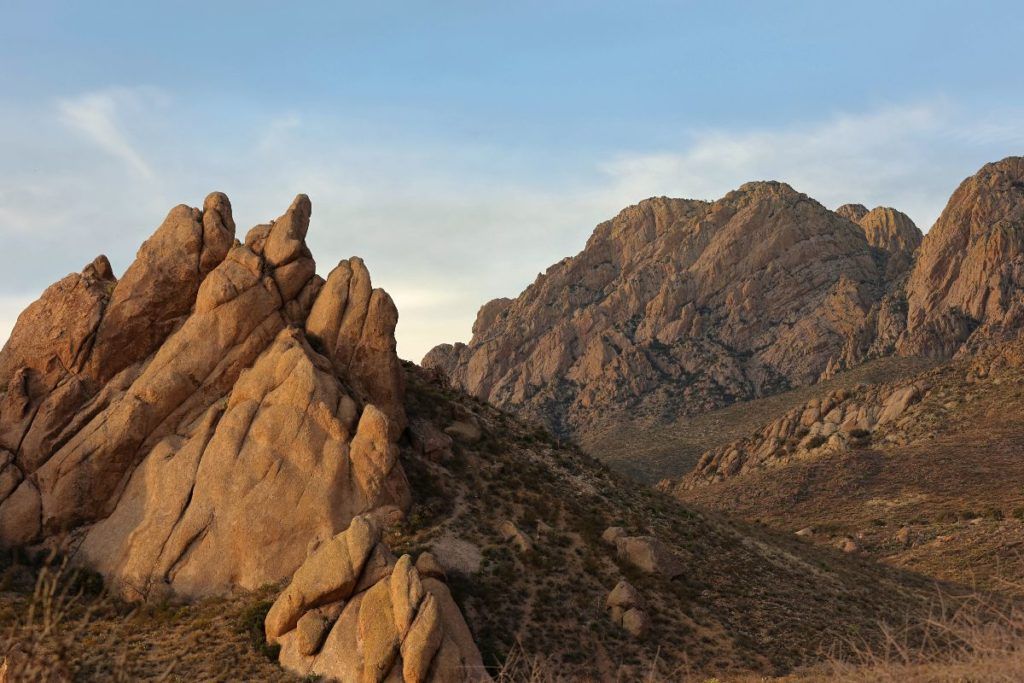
266, 515, 487, 682
425, 184, 901, 437
0, 194, 411, 602
856, 207, 922, 281
900, 157, 1024, 357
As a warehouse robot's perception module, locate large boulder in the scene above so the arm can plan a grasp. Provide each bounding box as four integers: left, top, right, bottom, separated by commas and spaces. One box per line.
267, 515, 489, 682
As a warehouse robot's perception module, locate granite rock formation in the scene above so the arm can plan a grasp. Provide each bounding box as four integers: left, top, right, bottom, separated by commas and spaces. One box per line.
899, 156, 1024, 357
425, 183, 911, 438
0, 194, 411, 602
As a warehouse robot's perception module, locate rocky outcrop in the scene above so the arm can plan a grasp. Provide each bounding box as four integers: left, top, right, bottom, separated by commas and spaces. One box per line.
856, 207, 922, 281
606, 580, 649, 638
0, 194, 411, 603
266, 515, 488, 682
425, 184, 896, 438
835, 204, 869, 222
899, 156, 1024, 357
677, 380, 928, 489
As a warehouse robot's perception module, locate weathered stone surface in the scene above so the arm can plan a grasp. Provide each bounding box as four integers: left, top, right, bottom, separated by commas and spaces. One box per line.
614, 535, 684, 578
425, 184, 891, 439
307, 257, 406, 438
900, 157, 1024, 357
270, 519, 488, 681
835, 203, 869, 222
856, 207, 922, 281
0, 195, 411, 606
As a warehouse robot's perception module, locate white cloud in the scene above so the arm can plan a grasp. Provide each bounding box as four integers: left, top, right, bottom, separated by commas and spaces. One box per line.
58, 88, 160, 179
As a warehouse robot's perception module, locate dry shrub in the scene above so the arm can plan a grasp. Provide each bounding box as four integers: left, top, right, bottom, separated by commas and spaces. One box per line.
0, 559, 174, 682
810, 587, 1024, 682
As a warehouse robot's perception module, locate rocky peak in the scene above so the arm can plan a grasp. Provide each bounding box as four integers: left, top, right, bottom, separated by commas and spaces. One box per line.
835, 203, 869, 222
0, 193, 410, 600
857, 206, 923, 280
899, 156, 1024, 357
425, 180, 889, 439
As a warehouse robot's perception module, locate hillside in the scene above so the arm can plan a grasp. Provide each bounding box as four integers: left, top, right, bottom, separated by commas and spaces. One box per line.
667, 332, 1024, 598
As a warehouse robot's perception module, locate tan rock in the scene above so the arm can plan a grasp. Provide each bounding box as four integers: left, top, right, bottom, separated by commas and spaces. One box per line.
621, 607, 650, 638
900, 156, 1024, 357
601, 526, 627, 546
615, 536, 684, 578
606, 580, 643, 610
499, 520, 533, 553
271, 526, 487, 682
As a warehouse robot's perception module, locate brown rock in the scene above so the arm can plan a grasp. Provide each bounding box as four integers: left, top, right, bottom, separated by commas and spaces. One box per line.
270, 523, 487, 682
856, 207, 922, 280
499, 520, 533, 553
900, 157, 1024, 357
606, 580, 643, 610
601, 526, 627, 546
620, 607, 650, 638
835, 203, 869, 222
615, 535, 684, 578
424, 183, 888, 443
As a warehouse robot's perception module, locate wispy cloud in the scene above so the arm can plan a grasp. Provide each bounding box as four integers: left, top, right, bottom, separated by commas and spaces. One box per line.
599, 101, 1024, 231
57, 88, 162, 179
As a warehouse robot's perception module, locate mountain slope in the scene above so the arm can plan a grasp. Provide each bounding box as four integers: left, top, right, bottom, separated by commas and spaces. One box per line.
425, 184, 919, 442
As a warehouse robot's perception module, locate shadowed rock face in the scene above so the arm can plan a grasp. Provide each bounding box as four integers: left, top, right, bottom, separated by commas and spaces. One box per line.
425, 183, 902, 437
0, 193, 410, 601
899, 156, 1024, 357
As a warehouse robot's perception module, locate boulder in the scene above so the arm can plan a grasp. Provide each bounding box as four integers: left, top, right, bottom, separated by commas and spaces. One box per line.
499, 520, 533, 553
614, 536, 684, 578
601, 526, 627, 546
269, 518, 488, 681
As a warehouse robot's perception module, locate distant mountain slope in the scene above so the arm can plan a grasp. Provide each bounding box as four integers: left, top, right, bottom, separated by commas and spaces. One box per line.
425, 183, 921, 441
668, 332, 1024, 597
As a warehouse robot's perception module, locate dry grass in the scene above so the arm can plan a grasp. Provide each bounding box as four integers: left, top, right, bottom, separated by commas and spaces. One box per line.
793, 589, 1024, 682
0, 557, 292, 682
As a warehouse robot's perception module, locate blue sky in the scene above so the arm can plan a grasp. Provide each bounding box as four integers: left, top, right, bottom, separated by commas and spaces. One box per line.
2, 1, 1023, 359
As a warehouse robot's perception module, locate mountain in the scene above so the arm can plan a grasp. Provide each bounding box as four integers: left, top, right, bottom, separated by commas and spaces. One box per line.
424, 159, 1024, 478
649, 157, 1024, 598
899, 156, 1024, 358
0, 193, 951, 681
424, 185, 924, 443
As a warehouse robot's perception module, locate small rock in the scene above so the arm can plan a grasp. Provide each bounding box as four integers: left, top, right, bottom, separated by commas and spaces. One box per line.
606, 580, 643, 609
415, 552, 447, 580
444, 419, 482, 443
621, 607, 650, 638
795, 527, 814, 538
499, 520, 533, 553
601, 526, 626, 546
838, 537, 859, 553
895, 526, 912, 547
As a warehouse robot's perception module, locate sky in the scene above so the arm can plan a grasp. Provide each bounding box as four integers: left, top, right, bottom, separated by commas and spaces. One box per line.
1, 1, 1023, 361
